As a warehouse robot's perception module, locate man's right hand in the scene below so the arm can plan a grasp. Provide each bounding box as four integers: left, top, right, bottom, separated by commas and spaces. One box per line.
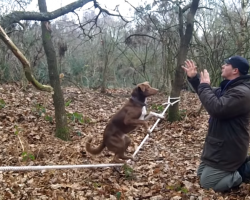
182, 60, 198, 78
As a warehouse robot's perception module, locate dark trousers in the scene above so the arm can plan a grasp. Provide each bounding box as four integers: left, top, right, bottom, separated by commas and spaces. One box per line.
237, 157, 250, 183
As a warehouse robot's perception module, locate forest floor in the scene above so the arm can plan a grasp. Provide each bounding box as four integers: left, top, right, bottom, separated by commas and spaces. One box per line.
0, 83, 250, 200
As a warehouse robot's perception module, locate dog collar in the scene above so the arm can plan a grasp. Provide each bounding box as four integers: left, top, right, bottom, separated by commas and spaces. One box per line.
130, 96, 147, 106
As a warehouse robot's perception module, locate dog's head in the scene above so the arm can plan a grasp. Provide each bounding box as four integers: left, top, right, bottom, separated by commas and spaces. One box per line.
132, 81, 158, 97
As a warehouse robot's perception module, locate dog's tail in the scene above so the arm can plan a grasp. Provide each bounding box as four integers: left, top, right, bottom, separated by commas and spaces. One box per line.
86, 137, 105, 155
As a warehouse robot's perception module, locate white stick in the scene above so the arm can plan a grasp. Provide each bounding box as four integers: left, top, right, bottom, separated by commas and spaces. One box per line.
132, 134, 149, 157
0, 163, 124, 171
132, 96, 180, 159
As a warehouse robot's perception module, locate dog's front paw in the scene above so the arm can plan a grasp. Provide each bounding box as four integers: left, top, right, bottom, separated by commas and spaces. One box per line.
126, 159, 133, 164
157, 114, 165, 119
127, 157, 136, 164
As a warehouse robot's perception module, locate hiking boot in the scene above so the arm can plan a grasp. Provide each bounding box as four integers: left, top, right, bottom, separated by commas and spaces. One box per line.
238, 159, 250, 183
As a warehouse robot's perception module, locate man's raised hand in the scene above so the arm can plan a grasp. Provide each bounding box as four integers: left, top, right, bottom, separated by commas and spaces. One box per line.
182, 60, 198, 78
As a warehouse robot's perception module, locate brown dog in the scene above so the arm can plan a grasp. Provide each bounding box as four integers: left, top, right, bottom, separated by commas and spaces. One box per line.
86, 82, 161, 163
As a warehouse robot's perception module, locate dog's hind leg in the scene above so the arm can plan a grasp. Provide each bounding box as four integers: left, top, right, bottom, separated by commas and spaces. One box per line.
112, 154, 125, 163
124, 135, 131, 151
112, 152, 134, 163
119, 154, 134, 161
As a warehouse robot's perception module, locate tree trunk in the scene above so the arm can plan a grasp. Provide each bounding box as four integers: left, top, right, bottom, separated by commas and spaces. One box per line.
239, 0, 249, 56
101, 62, 108, 93
168, 0, 200, 121
101, 40, 108, 93
161, 36, 168, 91
38, 0, 69, 140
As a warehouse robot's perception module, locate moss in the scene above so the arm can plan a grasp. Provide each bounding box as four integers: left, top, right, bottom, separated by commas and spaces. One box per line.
55, 126, 70, 141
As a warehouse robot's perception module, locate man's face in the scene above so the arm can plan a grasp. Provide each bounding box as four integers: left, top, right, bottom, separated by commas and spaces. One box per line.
221, 63, 239, 79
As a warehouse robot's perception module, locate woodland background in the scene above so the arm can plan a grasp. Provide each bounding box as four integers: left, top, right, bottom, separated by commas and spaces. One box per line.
2, 0, 249, 90
0, 0, 250, 199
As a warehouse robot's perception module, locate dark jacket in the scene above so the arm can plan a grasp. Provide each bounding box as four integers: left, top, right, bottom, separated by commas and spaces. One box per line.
188, 75, 250, 171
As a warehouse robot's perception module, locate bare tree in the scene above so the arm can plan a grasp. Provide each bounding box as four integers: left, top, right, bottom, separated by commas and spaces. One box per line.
0, 0, 128, 140
38, 0, 69, 140
168, 0, 200, 121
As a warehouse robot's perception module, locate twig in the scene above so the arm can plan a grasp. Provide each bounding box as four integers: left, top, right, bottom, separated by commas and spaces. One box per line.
63, 76, 85, 94
17, 135, 25, 152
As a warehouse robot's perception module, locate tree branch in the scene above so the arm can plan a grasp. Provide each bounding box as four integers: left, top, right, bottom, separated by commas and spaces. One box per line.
182, 3, 192, 13
14, 0, 26, 11
182, 4, 212, 13
93, 0, 130, 23
0, 0, 93, 29
73, 9, 102, 39
197, 6, 213, 10
1, 0, 130, 30
125, 0, 142, 13
125, 34, 159, 42
0, 25, 53, 92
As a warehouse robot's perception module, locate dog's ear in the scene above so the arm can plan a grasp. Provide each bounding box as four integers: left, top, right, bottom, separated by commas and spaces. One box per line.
143, 81, 150, 85
138, 83, 146, 92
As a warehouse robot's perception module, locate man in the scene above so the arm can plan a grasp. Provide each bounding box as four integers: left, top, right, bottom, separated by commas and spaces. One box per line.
182, 56, 250, 192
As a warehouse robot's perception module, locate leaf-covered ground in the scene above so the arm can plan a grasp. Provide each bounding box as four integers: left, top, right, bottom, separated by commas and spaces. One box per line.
0, 83, 250, 200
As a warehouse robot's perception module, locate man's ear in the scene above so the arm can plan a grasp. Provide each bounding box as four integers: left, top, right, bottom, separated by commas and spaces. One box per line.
233, 68, 239, 74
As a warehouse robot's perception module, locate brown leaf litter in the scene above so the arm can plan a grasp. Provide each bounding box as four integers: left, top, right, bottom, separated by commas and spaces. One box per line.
0, 83, 249, 200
